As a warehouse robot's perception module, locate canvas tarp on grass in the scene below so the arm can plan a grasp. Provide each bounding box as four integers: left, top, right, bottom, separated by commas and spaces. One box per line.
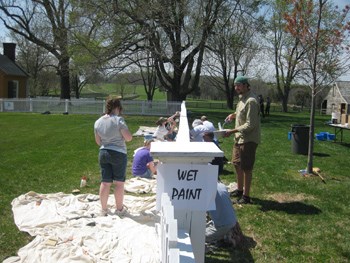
4, 179, 160, 263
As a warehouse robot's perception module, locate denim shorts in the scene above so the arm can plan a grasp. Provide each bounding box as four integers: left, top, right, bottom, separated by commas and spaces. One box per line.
133, 169, 152, 179
98, 149, 127, 183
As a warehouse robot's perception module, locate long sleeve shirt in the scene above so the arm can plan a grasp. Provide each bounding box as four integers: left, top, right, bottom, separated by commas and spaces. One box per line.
234, 90, 261, 144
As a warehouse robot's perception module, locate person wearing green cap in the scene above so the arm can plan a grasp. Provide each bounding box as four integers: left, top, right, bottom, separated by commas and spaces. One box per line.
224, 76, 261, 204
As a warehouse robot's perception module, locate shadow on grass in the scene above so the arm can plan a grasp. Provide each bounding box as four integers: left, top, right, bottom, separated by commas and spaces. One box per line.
205, 235, 256, 263
313, 152, 331, 157
338, 142, 350, 148
341, 251, 350, 260
219, 168, 232, 176
253, 198, 322, 215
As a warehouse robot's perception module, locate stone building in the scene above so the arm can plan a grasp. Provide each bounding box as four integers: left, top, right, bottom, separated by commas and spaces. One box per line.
322, 81, 350, 117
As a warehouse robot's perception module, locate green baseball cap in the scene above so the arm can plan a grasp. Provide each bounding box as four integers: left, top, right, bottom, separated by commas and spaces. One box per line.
234, 76, 249, 85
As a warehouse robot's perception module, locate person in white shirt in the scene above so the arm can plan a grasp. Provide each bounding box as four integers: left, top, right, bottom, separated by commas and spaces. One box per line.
201, 115, 216, 132
94, 97, 132, 216
201, 115, 218, 143
190, 119, 210, 142
153, 112, 180, 141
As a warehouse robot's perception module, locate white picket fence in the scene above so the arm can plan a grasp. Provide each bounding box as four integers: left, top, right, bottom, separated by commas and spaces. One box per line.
158, 193, 180, 263
153, 101, 223, 263
157, 193, 195, 263
0, 98, 181, 116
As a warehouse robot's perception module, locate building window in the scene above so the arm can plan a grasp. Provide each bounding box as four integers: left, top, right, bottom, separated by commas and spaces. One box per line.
8, 80, 19, 98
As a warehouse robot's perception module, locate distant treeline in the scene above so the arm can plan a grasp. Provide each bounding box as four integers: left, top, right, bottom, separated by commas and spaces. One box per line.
108, 72, 330, 108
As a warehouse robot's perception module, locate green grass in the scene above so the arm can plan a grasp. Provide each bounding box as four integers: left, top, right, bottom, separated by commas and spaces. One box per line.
81, 83, 168, 100
0, 110, 350, 262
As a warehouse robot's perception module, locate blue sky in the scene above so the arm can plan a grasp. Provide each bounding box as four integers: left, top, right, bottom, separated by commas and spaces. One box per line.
336, 0, 349, 7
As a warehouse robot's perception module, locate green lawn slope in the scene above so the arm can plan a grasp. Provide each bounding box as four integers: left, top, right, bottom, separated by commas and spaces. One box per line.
0, 110, 349, 262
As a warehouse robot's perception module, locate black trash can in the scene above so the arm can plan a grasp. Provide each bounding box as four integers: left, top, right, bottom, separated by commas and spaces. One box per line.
291, 124, 309, 155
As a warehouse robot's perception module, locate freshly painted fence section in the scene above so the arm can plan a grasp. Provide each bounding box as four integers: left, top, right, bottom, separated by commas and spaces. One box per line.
159, 193, 180, 263
151, 101, 223, 262
157, 193, 195, 263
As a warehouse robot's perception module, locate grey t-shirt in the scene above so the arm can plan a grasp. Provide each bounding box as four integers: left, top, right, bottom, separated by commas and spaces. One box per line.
94, 114, 128, 154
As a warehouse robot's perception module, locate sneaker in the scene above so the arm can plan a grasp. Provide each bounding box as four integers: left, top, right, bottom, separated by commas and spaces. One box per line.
115, 206, 129, 217
236, 195, 251, 204
230, 189, 243, 198
100, 209, 108, 216
205, 243, 216, 254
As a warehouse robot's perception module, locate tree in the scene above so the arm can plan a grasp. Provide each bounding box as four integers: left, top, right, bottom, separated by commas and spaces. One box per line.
294, 87, 311, 110
138, 51, 158, 102
204, 1, 263, 109
69, 51, 105, 99
284, 0, 350, 174
10, 32, 59, 97
129, 48, 158, 102
70, 71, 88, 99
0, 0, 77, 99
112, 0, 226, 102
265, 0, 307, 112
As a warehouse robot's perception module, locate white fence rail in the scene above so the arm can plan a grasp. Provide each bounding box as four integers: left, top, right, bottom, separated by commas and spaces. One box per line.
0, 98, 181, 116
152, 101, 221, 262
159, 193, 180, 263
157, 193, 195, 263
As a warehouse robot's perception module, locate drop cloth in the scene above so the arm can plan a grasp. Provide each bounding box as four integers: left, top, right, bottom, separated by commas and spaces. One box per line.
4, 189, 160, 263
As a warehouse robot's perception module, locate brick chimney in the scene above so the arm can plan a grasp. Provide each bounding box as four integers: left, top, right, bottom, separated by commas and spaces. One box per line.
3, 43, 16, 61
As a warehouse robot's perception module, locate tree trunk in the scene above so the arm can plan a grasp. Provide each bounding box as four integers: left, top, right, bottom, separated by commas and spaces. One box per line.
72, 74, 80, 99
59, 57, 71, 100
75, 88, 80, 99
306, 87, 316, 174
226, 87, 234, 110
168, 89, 187, 102
281, 95, 288, 112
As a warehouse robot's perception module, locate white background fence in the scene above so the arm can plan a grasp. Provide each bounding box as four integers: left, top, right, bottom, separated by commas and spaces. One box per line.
0, 98, 181, 116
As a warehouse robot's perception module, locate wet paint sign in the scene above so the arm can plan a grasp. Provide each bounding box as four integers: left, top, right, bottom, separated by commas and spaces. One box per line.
156, 163, 218, 211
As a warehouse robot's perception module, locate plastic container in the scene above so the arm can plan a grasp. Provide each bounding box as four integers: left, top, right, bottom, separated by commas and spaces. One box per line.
331, 112, 339, 124
213, 129, 228, 138
80, 176, 87, 188
327, 134, 335, 141
144, 134, 153, 140
288, 132, 292, 140
291, 124, 309, 155
218, 122, 222, 130
318, 132, 329, 140
315, 134, 326, 141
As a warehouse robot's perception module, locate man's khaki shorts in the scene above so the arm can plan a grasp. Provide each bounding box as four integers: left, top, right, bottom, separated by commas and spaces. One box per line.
232, 142, 258, 170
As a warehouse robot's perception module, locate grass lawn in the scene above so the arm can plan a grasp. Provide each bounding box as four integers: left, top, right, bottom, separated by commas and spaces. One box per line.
0, 109, 349, 262
81, 83, 168, 101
